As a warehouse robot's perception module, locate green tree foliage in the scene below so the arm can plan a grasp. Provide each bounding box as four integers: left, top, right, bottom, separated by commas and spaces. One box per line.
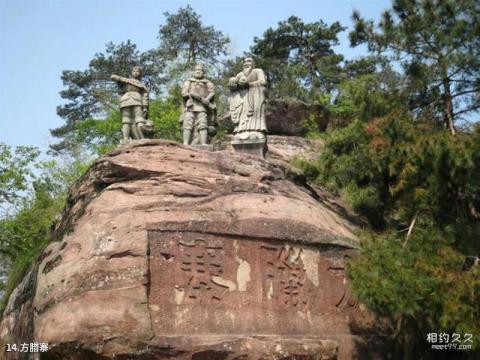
0, 156, 88, 311
310, 112, 480, 228
148, 88, 182, 143
329, 65, 405, 124
51, 41, 163, 153
349, 230, 479, 356
0, 144, 39, 208
74, 110, 122, 156
158, 5, 231, 76
0, 181, 63, 291
0, 142, 41, 301
296, 82, 480, 353
350, 0, 480, 135
324, 8, 480, 349
250, 16, 345, 100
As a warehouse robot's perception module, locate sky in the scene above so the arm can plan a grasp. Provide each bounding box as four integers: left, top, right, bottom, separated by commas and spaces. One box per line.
0, 0, 392, 151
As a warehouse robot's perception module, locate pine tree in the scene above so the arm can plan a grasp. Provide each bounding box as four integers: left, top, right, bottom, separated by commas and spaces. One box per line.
350, 0, 480, 135
158, 5, 230, 76
250, 16, 345, 100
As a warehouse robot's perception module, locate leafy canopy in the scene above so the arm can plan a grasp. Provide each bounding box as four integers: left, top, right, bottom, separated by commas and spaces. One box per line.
251, 16, 345, 100
0, 155, 88, 311
350, 0, 480, 134
0, 144, 39, 208
158, 5, 230, 74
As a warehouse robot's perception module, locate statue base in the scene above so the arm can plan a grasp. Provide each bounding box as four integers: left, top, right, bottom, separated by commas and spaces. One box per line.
231, 139, 268, 158
190, 144, 214, 151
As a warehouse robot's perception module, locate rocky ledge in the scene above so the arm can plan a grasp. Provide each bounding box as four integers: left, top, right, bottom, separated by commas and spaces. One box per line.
0, 140, 386, 360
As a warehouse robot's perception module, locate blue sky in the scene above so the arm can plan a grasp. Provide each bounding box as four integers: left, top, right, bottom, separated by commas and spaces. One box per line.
0, 0, 392, 151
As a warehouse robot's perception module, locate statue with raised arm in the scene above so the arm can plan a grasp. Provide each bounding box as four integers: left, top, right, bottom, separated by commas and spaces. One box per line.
111, 66, 149, 142
180, 64, 216, 145
228, 57, 267, 142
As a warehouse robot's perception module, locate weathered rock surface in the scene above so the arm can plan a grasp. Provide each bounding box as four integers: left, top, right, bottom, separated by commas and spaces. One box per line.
219, 99, 331, 136
266, 135, 324, 162
214, 135, 324, 163
1, 140, 386, 359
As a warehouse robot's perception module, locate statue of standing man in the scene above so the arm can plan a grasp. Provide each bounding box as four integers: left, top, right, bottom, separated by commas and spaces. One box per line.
111, 66, 149, 142
180, 64, 216, 145
228, 57, 267, 142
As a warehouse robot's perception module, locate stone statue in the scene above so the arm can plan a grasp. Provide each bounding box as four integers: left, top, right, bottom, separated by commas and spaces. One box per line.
180, 64, 216, 145
141, 119, 155, 139
111, 66, 149, 142
228, 57, 267, 141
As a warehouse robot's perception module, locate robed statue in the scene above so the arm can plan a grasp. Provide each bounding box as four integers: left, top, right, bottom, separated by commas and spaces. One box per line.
228, 57, 267, 141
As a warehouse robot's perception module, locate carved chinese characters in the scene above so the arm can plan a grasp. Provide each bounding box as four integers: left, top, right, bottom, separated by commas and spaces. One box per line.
148, 230, 358, 336
176, 240, 226, 302
261, 245, 308, 307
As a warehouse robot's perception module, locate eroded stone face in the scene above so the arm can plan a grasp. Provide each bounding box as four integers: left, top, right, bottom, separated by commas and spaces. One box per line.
0, 141, 385, 360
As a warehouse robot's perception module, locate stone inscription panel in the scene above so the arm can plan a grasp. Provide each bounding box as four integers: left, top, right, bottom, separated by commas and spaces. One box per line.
148, 231, 356, 336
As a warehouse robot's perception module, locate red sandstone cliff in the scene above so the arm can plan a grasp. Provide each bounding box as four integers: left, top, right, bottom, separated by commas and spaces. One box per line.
0, 140, 386, 360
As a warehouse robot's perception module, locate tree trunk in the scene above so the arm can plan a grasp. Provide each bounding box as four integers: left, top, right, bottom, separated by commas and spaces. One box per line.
443, 78, 456, 136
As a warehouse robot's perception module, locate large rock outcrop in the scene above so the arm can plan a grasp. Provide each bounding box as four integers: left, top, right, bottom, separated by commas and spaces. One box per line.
0, 140, 385, 360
